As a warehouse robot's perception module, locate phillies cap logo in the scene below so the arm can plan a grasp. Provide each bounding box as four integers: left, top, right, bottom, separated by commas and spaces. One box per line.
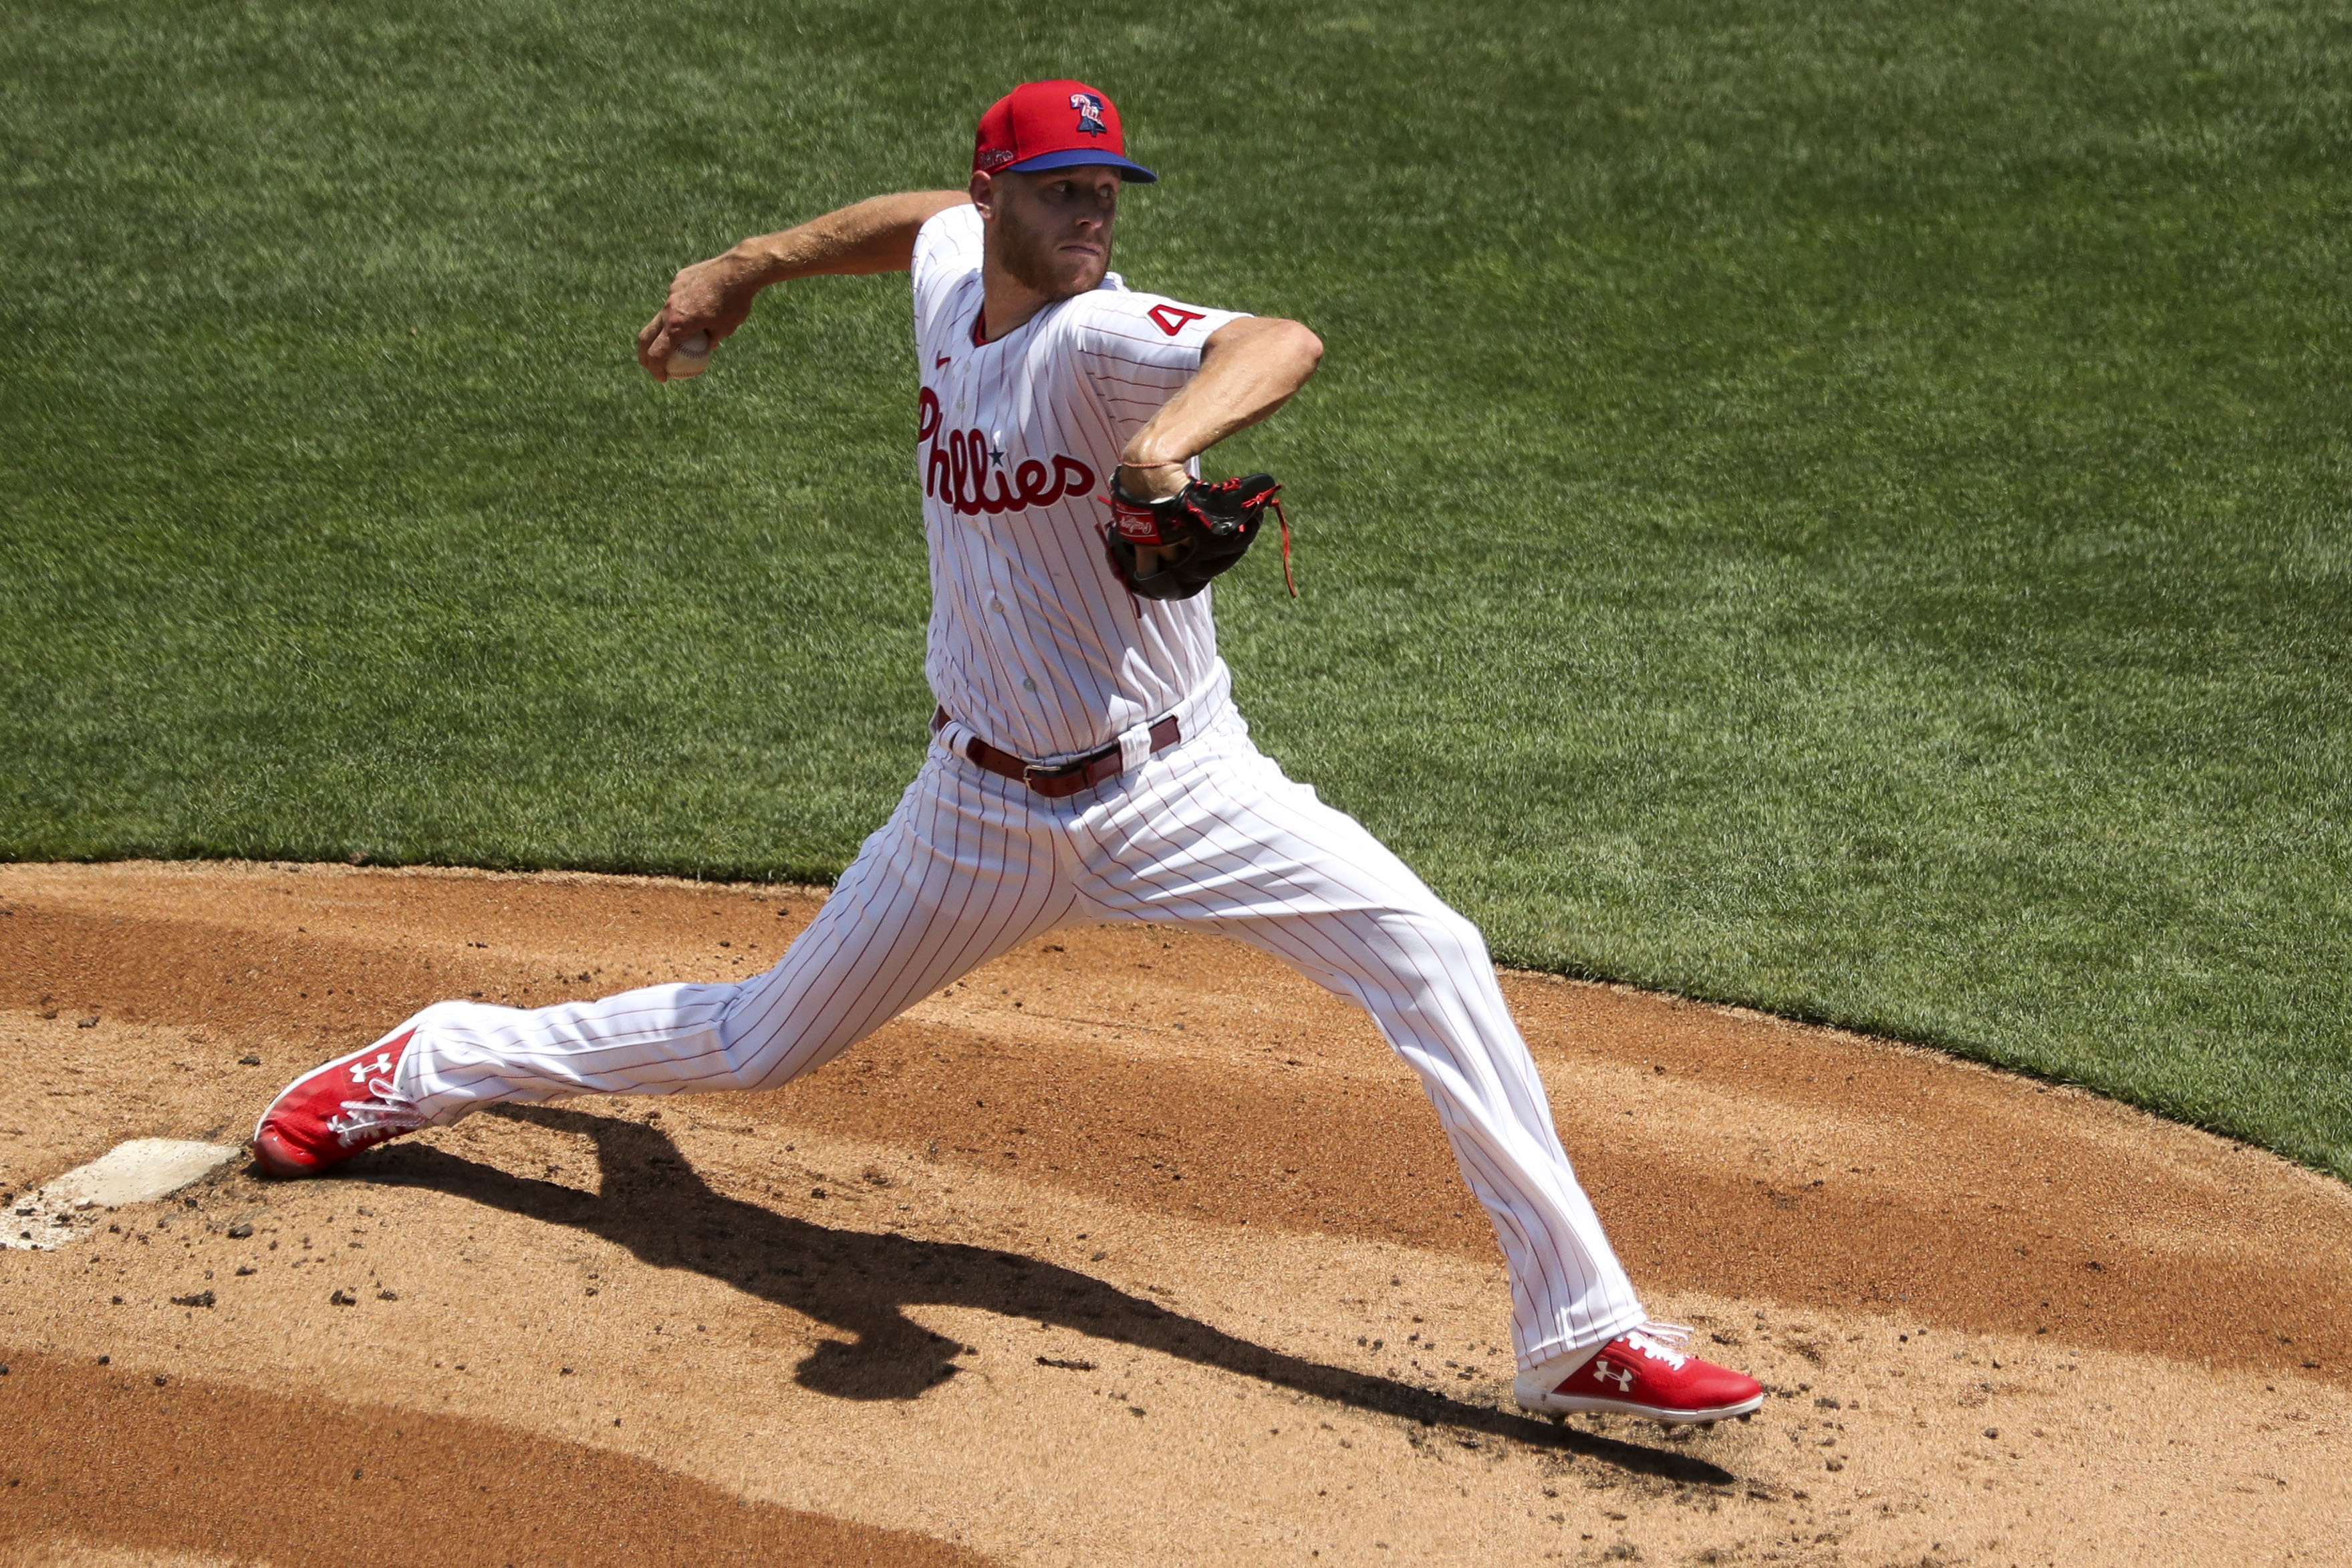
1069, 91, 1108, 136
978, 146, 1017, 172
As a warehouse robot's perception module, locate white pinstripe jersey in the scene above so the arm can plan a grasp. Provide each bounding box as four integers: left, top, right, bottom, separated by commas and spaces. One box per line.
910, 203, 1244, 763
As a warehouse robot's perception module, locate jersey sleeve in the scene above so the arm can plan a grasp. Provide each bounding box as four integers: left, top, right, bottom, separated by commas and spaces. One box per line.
910, 205, 984, 340
1067, 288, 1249, 438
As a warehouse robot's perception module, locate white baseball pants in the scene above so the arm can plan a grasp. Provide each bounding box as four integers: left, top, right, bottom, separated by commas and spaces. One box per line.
390, 706, 1646, 1371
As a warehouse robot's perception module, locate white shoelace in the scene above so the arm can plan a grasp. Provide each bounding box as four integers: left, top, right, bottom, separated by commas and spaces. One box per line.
327, 1075, 426, 1147
1618, 1321, 1695, 1369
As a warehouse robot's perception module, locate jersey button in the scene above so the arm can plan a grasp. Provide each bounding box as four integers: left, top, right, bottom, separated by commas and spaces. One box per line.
991, 598, 1006, 613
1021, 676, 1038, 693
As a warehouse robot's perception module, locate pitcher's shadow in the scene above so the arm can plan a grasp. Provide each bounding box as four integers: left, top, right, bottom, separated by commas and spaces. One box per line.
359, 1103, 1734, 1484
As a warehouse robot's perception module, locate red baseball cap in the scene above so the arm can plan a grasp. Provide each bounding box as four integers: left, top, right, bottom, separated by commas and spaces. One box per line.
972, 80, 1157, 184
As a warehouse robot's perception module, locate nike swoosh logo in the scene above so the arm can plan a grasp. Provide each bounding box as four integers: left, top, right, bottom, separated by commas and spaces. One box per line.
936, 355, 952, 370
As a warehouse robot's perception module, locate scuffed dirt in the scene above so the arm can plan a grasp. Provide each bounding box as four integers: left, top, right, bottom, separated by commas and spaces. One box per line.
1, 861, 2347, 1567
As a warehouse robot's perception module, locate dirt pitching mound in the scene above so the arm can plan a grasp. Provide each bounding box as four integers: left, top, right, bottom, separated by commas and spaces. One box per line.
1, 861, 2346, 1567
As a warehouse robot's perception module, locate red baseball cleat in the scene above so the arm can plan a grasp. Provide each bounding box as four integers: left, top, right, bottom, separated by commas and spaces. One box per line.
1515, 1322, 1765, 1426
252, 1028, 428, 1178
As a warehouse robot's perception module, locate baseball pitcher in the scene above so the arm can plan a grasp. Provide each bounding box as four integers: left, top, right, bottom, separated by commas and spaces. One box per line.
255, 80, 1762, 1426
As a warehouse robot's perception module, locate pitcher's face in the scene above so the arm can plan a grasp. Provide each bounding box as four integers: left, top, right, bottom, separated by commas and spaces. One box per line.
976, 166, 1122, 299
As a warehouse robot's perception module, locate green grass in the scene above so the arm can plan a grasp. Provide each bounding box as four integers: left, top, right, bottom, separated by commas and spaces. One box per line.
4, 0, 2347, 1176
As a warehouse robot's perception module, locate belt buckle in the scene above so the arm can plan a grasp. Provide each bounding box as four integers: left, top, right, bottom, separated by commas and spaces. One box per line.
1021, 759, 1083, 788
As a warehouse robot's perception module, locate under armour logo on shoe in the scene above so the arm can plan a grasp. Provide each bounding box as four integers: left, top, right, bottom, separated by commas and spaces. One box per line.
348, 1053, 394, 1083
1591, 1358, 1635, 1391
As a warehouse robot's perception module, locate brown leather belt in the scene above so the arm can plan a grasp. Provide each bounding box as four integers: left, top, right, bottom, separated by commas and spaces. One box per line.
933, 706, 1181, 799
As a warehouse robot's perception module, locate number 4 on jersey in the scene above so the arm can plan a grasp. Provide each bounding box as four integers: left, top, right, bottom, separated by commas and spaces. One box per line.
1148, 303, 1207, 336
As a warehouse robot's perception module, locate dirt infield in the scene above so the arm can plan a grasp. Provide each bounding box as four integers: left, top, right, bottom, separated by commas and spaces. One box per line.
2, 862, 2347, 1567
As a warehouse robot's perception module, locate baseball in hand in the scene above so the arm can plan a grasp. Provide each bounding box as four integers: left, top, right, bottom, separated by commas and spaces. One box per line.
666, 331, 714, 380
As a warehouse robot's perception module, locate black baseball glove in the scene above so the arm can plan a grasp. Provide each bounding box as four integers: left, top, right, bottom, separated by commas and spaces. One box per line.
1103, 473, 1293, 601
